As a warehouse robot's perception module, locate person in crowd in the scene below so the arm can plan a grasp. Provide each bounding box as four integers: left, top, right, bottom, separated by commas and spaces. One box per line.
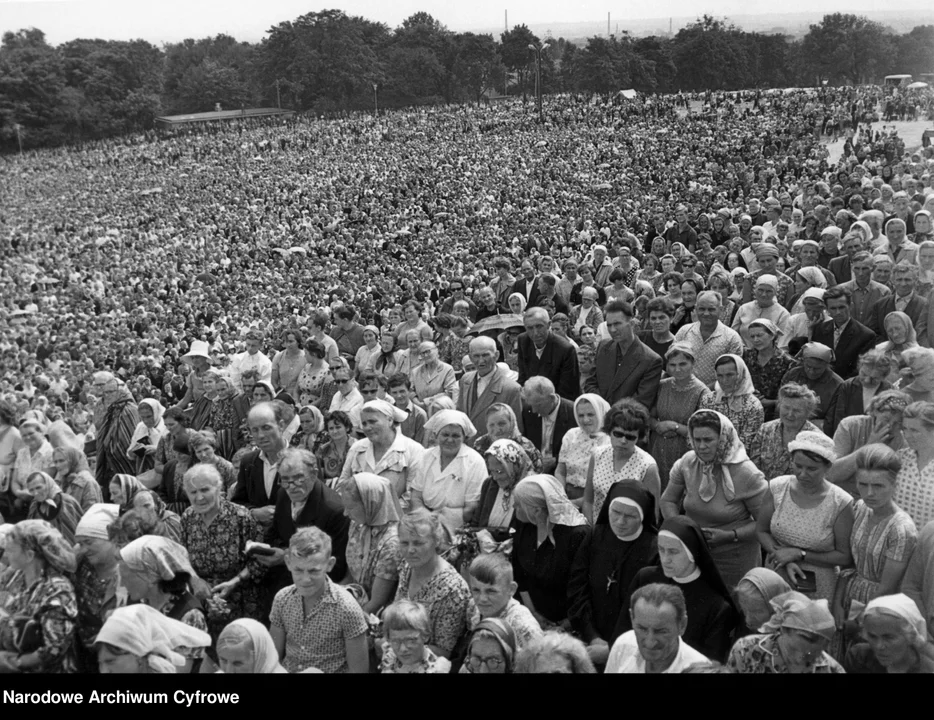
556, 393, 611, 502
353, 326, 381, 375
393, 509, 473, 660
327, 361, 364, 429
757, 431, 855, 601
0, 520, 78, 673
51, 446, 102, 513
824, 349, 894, 437
650, 344, 714, 488
900, 348, 934, 403
269, 526, 369, 674
410, 410, 485, 530
569, 482, 658, 667
514, 631, 597, 673
25, 471, 83, 543
92, 373, 141, 501
386, 375, 427, 445
606, 583, 710, 673
727, 591, 844, 673
520, 376, 576, 475
189, 430, 237, 494
700, 354, 764, 450
662, 410, 768, 589
411, 341, 458, 409
743, 318, 797, 421
844, 593, 934, 673
466, 552, 541, 649
637, 296, 676, 359
293, 405, 324, 452
472, 438, 534, 536
230, 329, 273, 391
867, 263, 929, 346
673, 291, 744, 389
732, 275, 792, 348
895, 401, 934, 530
271, 328, 307, 402
153, 406, 187, 491
586, 300, 662, 407
874, 311, 919, 383
108, 473, 145, 516
8, 417, 55, 522
295, 339, 331, 408
840, 251, 891, 328
95, 604, 211, 674
749, 383, 823, 481
780, 342, 844, 430
316, 411, 354, 489
457, 336, 522, 432
127, 398, 167, 476
734, 568, 792, 636
470, 403, 540, 471
459, 618, 517, 675
216, 618, 288, 674
232, 402, 287, 524
517, 307, 580, 401
584, 399, 660, 524
0, 399, 23, 513
812, 286, 878, 380
393, 301, 433, 346
378, 599, 451, 674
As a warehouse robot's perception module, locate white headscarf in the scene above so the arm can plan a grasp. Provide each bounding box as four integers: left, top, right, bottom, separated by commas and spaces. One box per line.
423, 409, 477, 439
75, 503, 119, 541
361, 399, 408, 424
217, 619, 287, 674
96, 604, 211, 673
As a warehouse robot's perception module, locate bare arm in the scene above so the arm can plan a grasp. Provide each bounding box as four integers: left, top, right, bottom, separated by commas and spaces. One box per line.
270, 625, 286, 660
462, 500, 479, 525
408, 490, 426, 511
345, 634, 370, 674
363, 576, 397, 616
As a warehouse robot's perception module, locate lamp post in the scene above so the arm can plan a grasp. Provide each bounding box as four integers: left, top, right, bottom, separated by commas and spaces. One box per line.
275, 79, 281, 109
528, 41, 550, 123
373, 84, 378, 115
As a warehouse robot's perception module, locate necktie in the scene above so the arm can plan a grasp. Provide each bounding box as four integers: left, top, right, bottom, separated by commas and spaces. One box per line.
470, 377, 479, 409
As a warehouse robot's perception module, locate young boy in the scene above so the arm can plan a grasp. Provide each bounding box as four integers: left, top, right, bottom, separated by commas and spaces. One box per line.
387, 373, 427, 444
467, 553, 542, 650
269, 527, 369, 673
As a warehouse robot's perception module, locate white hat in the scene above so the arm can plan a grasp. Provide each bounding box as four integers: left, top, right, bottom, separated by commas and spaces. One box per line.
181, 340, 213, 364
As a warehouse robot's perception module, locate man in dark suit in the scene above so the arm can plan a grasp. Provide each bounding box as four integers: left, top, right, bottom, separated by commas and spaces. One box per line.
530, 273, 570, 317
232, 402, 286, 525
584, 299, 663, 408
866, 263, 929, 346
510, 259, 540, 307
458, 336, 523, 432
520, 376, 576, 474
812, 286, 878, 379
517, 307, 580, 400
828, 233, 862, 285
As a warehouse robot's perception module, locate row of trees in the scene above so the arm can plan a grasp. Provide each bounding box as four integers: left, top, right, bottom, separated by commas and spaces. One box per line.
2, 11, 933, 150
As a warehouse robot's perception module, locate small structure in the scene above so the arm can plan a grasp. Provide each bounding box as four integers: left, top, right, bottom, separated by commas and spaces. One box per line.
884, 74, 913, 88
155, 107, 295, 129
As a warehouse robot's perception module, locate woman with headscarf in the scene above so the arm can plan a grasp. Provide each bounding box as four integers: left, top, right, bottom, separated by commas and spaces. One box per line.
700, 354, 764, 451
899, 347, 934, 403
109, 473, 145, 516
876, 311, 918, 385
727, 591, 844, 673
474, 439, 534, 536
743, 318, 797, 421
461, 617, 518, 674
788, 266, 829, 316
555, 394, 611, 503
410, 410, 486, 530
131, 489, 183, 543
95, 604, 211, 674
507, 292, 528, 317
734, 568, 793, 636
618, 515, 738, 661
94, 378, 140, 500
118, 535, 209, 673
0, 520, 78, 673
72, 503, 121, 671
651, 344, 714, 489
127, 398, 167, 475
216, 618, 287, 674
662, 410, 769, 589
568, 482, 658, 668
844, 593, 934, 673
49, 445, 101, 513
471, 403, 544, 473
25, 471, 84, 544
294, 405, 325, 452
208, 375, 242, 460
511, 475, 590, 629
337, 472, 401, 616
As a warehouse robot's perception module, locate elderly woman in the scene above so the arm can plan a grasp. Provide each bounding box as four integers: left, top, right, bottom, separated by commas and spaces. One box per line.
514, 631, 597, 673
127, 398, 167, 475
828, 390, 910, 498
393, 509, 473, 659
180, 464, 265, 639
748, 383, 822, 481
95, 604, 211, 674
271, 328, 307, 401
410, 410, 486, 530
899, 348, 934, 404
8, 417, 55, 522
217, 618, 287, 674
555, 394, 611, 502
757, 431, 855, 601
372, 330, 403, 379
651, 344, 714, 488
788, 266, 829, 316
207, 375, 243, 460
728, 591, 844, 673
462, 618, 518, 674
296, 339, 331, 408
397, 329, 426, 377
109, 472, 145, 514
825, 349, 893, 437
876, 311, 918, 383
411, 341, 458, 409
337, 473, 401, 616
378, 599, 451, 674
621, 515, 738, 661
743, 318, 797, 420
189, 430, 237, 496
700, 354, 764, 451
316, 411, 354, 490
470, 403, 543, 473
584, 399, 660, 524
896, 401, 934, 530
662, 410, 768, 589
569, 482, 658, 666
706, 268, 738, 326
734, 568, 792, 636
0, 520, 78, 673
473, 438, 534, 536
133, 489, 183, 543
844, 594, 934, 673
118, 535, 209, 673
25, 472, 84, 544
512, 475, 589, 629
50, 446, 101, 513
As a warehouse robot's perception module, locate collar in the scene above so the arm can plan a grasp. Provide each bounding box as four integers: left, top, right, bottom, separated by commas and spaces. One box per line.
260, 448, 281, 468
671, 567, 702, 584
542, 396, 560, 421
834, 318, 850, 332
896, 292, 913, 303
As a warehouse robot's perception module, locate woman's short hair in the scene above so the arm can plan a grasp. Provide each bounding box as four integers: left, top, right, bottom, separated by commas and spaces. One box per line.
682, 277, 704, 294
163, 406, 188, 426
645, 296, 675, 317
854, 443, 901, 483
778, 383, 819, 413
324, 410, 354, 432
304, 338, 326, 359
603, 399, 650, 434
188, 430, 216, 450
903, 401, 934, 429
182, 463, 223, 492
281, 327, 304, 346
0, 399, 19, 426
288, 526, 331, 560
399, 508, 451, 552
381, 599, 431, 641
403, 299, 423, 314
707, 269, 732, 290
608, 268, 625, 283
514, 632, 596, 674
688, 409, 721, 435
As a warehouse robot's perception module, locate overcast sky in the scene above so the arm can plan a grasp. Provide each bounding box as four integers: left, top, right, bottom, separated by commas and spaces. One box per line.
2, 0, 929, 45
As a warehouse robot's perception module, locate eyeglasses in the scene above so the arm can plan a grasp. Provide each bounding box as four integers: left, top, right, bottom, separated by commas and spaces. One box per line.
468, 654, 505, 671
682, 262, 696, 268
449, 286, 463, 291
611, 429, 640, 441
389, 636, 423, 648
335, 378, 352, 385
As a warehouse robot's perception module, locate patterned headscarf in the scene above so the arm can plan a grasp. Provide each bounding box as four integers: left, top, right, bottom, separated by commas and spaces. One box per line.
713, 354, 757, 409
687, 410, 750, 503
111, 473, 145, 513
119, 535, 196, 583
513, 475, 587, 530
11, 519, 77, 574
484, 439, 534, 511
26, 471, 63, 512
52, 445, 91, 480
760, 591, 836, 642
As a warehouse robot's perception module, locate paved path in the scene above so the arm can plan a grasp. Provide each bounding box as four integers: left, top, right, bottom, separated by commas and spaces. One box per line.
826, 118, 932, 164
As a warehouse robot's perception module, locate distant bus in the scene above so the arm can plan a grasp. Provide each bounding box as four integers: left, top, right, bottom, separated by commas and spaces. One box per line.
884, 74, 912, 87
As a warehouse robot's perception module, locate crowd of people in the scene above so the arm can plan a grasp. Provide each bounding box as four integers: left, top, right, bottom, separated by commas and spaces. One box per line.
2, 84, 934, 674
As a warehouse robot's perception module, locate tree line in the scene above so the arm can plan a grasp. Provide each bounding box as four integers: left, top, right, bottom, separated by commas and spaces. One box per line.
1, 10, 932, 151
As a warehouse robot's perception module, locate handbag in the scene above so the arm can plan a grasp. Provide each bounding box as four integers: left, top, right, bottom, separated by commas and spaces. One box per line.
11, 615, 42, 654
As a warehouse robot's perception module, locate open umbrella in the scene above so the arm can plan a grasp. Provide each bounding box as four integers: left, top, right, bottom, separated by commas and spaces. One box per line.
289, 246, 307, 255
907, 81, 929, 89
466, 313, 524, 336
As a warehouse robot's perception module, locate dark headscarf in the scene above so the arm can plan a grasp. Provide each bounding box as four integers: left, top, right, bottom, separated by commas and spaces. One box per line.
658, 515, 736, 611
595, 481, 658, 535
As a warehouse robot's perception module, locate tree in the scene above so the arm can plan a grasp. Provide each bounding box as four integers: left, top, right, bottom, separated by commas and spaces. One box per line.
895, 25, 934, 77
454, 33, 503, 104
672, 16, 755, 91
163, 35, 258, 114
801, 13, 892, 85
633, 37, 676, 93
0, 28, 66, 149
500, 25, 538, 100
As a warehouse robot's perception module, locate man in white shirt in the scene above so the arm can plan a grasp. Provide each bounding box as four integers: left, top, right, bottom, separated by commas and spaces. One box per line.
606, 584, 708, 674
229, 329, 272, 392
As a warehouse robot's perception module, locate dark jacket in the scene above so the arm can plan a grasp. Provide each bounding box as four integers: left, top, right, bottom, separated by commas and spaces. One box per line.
521, 397, 577, 461
584, 337, 663, 409
812, 318, 878, 379
825, 377, 892, 438
867, 293, 929, 347
517, 332, 580, 401
231, 449, 280, 509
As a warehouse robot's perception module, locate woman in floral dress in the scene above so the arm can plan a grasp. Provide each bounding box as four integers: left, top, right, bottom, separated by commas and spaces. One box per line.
743, 318, 797, 421
700, 354, 764, 451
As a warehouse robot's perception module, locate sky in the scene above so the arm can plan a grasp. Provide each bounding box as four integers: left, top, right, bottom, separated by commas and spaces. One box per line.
1, 0, 930, 45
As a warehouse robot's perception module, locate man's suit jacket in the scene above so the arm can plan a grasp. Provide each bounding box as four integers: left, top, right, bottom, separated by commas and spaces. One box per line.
828, 255, 851, 285
231, 449, 280, 509
812, 318, 878, 379
867, 293, 929, 347
510, 277, 541, 307
521, 397, 577, 461
517, 332, 580, 401
584, 337, 663, 409
839, 279, 891, 328
457, 366, 523, 433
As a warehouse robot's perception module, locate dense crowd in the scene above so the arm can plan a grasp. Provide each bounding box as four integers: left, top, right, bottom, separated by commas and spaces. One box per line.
2, 85, 934, 675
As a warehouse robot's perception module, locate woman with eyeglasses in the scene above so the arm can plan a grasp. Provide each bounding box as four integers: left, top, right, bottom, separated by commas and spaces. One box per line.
583, 399, 660, 525
460, 618, 517, 674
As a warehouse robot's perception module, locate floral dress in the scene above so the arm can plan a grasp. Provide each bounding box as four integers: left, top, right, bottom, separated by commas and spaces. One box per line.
650, 377, 713, 489
393, 560, 474, 657
743, 348, 797, 420
558, 428, 610, 492
895, 449, 934, 531
0, 571, 78, 673
748, 420, 822, 481
728, 633, 845, 673
208, 396, 239, 460
345, 522, 400, 597
700, 394, 764, 452
297, 364, 331, 407
590, 445, 657, 522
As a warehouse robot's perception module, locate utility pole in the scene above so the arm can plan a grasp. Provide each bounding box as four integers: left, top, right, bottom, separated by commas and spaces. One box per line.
373, 84, 378, 115
275, 79, 281, 109
608, 13, 610, 38
528, 41, 551, 124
